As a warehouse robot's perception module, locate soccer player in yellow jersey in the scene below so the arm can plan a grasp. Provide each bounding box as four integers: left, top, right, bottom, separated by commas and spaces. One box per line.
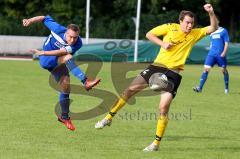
95, 4, 218, 151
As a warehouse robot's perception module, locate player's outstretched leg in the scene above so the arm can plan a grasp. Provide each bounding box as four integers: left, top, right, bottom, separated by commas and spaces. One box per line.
64, 57, 101, 91
84, 78, 101, 91
95, 75, 147, 129
95, 118, 112, 129
95, 96, 126, 129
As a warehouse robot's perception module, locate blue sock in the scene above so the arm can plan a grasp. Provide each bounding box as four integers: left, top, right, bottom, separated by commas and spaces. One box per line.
65, 58, 87, 84
199, 71, 208, 90
223, 70, 229, 90
59, 93, 70, 119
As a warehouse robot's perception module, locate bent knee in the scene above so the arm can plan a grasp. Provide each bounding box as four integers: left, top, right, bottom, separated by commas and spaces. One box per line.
58, 54, 73, 64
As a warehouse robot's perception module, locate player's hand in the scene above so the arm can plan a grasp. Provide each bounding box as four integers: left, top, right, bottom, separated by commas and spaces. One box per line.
220, 53, 226, 57
22, 19, 32, 27
204, 4, 214, 14
162, 42, 173, 50
30, 49, 44, 55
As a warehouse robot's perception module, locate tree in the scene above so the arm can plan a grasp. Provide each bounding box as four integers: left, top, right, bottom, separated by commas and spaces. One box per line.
0, 0, 239, 42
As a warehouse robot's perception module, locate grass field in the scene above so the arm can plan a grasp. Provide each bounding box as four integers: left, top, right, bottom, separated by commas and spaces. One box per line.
0, 60, 240, 159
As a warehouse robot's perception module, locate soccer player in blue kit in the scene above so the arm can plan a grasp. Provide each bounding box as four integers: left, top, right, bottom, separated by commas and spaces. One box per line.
23, 15, 100, 131
193, 18, 229, 94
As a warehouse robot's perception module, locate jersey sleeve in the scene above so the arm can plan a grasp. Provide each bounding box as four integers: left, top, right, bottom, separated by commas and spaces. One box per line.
64, 37, 82, 54
43, 15, 66, 34
149, 23, 171, 36
192, 26, 208, 42
223, 29, 230, 43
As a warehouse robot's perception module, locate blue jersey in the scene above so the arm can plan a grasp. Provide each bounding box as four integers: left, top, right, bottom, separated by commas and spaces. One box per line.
208, 27, 229, 56
42, 15, 82, 54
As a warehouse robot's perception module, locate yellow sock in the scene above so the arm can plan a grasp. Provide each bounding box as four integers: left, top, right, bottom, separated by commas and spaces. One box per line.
154, 115, 168, 145
105, 96, 127, 120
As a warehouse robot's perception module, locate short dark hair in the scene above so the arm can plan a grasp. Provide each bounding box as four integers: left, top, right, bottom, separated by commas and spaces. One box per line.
179, 10, 195, 22
67, 24, 80, 33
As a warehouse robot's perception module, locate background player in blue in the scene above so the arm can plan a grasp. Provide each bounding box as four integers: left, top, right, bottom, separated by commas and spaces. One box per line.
193, 18, 229, 94
22, 15, 101, 131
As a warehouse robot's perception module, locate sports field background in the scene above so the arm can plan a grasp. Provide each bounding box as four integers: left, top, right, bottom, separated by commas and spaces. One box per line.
0, 60, 240, 159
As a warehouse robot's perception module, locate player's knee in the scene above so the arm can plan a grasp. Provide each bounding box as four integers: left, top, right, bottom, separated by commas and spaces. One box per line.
61, 85, 70, 94
204, 68, 210, 73
60, 76, 70, 93
159, 108, 168, 116
221, 68, 227, 73
124, 86, 138, 98
128, 85, 140, 93
59, 54, 73, 64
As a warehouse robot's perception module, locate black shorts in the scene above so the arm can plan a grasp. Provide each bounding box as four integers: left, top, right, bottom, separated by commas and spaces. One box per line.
140, 65, 182, 98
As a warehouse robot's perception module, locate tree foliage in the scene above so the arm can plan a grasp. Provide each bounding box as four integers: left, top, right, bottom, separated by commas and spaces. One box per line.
0, 0, 239, 42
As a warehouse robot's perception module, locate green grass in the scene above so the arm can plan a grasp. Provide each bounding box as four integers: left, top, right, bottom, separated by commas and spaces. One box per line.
0, 60, 240, 159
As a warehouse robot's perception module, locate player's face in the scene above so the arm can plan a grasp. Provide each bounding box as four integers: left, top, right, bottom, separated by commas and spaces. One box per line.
180, 15, 194, 33
66, 29, 79, 45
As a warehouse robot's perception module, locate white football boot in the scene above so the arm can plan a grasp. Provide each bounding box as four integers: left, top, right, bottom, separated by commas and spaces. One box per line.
95, 118, 112, 129
143, 142, 159, 152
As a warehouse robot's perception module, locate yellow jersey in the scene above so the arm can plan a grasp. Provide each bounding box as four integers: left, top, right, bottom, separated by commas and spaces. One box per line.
149, 23, 208, 70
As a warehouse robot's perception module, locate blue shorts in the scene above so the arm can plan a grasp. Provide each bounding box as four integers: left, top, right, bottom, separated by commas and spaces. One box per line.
39, 55, 69, 82
204, 55, 227, 68
39, 55, 58, 71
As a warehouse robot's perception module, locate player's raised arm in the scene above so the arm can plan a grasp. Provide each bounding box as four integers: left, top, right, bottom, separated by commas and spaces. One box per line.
22, 16, 45, 27
204, 4, 218, 34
